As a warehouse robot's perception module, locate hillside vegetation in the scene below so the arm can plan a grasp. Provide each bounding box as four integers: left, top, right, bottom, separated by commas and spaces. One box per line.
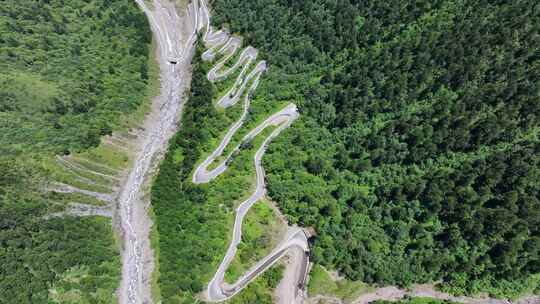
211, 0, 540, 298
0, 0, 152, 302
1, 0, 151, 156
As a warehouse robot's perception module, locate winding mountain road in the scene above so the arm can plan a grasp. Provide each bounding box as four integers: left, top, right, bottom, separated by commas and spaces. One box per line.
122, 1, 308, 303
192, 1, 310, 302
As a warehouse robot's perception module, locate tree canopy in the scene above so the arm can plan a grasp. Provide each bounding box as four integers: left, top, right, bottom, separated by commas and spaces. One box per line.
211, 0, 540, 298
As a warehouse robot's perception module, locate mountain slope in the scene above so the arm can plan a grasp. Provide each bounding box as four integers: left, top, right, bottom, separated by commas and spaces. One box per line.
211, 0, 540, 298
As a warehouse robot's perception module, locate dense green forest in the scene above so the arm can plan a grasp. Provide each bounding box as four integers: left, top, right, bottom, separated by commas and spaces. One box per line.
1, 0, 151, 156
210, 0, 540, 298
0, 0, 152, 302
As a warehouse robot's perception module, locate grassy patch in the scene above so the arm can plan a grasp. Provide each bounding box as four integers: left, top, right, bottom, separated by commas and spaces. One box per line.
45, 191, 109, 207
222, 46, 244, 69
224, 199, 286, 283
0, 71, 60, 113
226, 263, 285, 304
42, 159, 114, 194
77, 143, 130, 171
68, 156, 121, 177
213, 63, 246, 101
308, 265, 374, 303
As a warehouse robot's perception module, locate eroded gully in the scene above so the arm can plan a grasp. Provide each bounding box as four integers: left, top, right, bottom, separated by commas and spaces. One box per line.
118, 1, 197, 303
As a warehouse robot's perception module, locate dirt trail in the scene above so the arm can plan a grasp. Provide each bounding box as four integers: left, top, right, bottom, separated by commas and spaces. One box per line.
117, 1, 197, 303
306, 284, 539, 304
46, 202, 113, 219
49, 182, 114, 203
277, 248, 311, 304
